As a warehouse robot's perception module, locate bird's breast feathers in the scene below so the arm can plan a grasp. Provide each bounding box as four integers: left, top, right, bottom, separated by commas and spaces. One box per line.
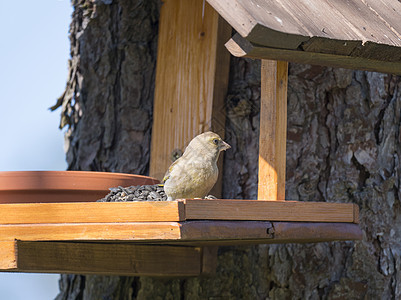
164, 159, 218, 199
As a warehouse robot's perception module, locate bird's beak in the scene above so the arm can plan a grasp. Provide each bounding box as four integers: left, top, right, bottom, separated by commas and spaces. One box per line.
220, 140, 231, 151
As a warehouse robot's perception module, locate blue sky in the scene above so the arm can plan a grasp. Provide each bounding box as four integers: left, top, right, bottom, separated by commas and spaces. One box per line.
0, 0, 72, 299
0, 0, 70, 172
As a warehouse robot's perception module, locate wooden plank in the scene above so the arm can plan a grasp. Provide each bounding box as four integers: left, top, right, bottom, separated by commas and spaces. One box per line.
271, 222, 362, 244
209, 16, 232, 198
0, 220, 271, 243
301, 37, 360, 57
184, 199, 359, 223
0, 241, 17, 269
207, 0, 401, 49
150, 0, 231, 190
0, 201, 184, 224
258, 60, 288, 201
0, 222, 182, 242
180, 220, 274, 241
15, 241, 201, 276
267, 0, 401, 45
0, 200, 359, 228
225, 34, 401, 75
0, 220, 361, 245
327, 0, 401, 46
176, 221, 362, 245
363, 0, 401, 36
206, 0, 309, 49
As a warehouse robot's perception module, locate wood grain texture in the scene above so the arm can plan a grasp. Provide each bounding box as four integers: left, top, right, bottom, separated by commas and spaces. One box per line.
207, 0, 401, 53
16, 241, 201, 276
180, 220, 274, 240
150, 0, 231, 189
0, 200, 359, 226
0, 222, 361, 276
183, 199, 359, 223
258, 60, 288, 201
271, 222, 362, 244
0, 222, 182, 242
362, 0, 401, 36
0, 202, 184, 224
226, 33, 401, 75
0, 220, 361, 246
200, 246, 218, 275
168, 221, 362, 245
0, 241, 16, 269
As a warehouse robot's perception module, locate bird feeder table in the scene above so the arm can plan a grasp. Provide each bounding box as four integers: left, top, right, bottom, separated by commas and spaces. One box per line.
3, 0, 401, 276
0, 200, 360, 276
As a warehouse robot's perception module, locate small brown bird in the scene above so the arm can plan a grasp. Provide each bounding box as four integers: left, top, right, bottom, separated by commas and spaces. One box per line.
163, 131, 231, 200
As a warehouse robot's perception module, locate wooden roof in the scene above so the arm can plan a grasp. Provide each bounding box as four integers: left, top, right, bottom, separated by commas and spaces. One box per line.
207, 0, 401, 74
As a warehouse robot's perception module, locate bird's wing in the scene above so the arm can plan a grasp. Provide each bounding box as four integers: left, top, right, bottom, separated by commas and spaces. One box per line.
161, 158, 180, 183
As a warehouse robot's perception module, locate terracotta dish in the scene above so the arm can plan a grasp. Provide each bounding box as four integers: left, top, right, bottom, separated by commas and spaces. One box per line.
0, 171, 159, 203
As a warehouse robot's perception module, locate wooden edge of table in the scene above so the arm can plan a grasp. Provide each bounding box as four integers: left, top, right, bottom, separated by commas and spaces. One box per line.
0, 221, 362, 244
0, 222, 183, 242
0, 201, 185, 224
183, 199, 360, 224
179, 221, 362, 245
0, 199, 359, 224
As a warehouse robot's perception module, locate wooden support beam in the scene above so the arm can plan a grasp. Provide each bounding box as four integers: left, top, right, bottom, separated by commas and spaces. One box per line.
15, 241, 202, 277
209, 0, 401, 75
258, 60, 288, 200
225, 34, 401, 76
200, 246, 218, 275
150, 0, 231, 198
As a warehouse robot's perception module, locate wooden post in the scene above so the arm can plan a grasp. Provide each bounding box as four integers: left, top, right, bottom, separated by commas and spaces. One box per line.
150, 0, 231, 199
258, 60, 288, 200
149, 0, 231, 276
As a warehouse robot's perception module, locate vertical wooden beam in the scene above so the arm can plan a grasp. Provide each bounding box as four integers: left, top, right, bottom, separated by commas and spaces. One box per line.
149, 0, 230, 275
258, 60, 288, 201
150, 0, 231, 197
200, 246, 218, 275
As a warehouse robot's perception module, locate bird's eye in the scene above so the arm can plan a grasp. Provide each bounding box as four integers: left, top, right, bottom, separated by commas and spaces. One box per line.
212, 138, 219, 145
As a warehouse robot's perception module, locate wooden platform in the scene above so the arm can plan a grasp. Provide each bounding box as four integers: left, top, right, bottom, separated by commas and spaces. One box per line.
0, 200, 361, 276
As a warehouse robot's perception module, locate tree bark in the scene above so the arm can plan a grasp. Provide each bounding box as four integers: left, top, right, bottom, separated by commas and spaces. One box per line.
55, 0, 401, 299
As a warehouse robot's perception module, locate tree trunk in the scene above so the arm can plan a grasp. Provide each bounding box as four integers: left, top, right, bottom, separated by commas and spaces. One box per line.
55, 1, 401, 299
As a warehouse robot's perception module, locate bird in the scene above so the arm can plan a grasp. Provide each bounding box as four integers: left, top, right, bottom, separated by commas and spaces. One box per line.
162, 131, 231, 200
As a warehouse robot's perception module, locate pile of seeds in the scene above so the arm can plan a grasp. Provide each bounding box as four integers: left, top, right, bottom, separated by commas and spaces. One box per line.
98, 184, 168, 202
